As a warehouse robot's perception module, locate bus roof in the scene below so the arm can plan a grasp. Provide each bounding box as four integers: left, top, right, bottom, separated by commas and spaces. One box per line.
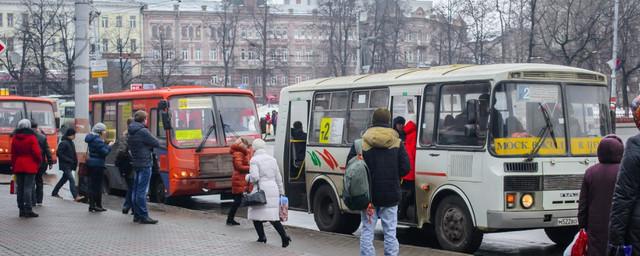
0, 96, 56, 104
284, 63, 607, 92
89, 86, 254, 101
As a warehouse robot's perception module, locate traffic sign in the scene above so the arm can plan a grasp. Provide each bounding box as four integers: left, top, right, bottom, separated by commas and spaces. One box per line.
90, 59, 108, 78
0, 40, 5, 55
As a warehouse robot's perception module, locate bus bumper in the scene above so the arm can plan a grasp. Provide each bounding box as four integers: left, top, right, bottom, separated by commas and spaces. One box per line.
169, 177, 232, 197
486, 209, 577, 230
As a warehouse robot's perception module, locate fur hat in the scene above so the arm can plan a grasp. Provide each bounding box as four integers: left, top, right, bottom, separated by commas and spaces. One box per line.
252, 139, 266, 151
372, 108, 391, 127
92, 123, 107, 134
17, 119, 31, 129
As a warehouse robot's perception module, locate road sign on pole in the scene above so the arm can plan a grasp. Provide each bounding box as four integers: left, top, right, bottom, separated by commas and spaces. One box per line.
0, 40, 6, 55
90, 59, 108, 78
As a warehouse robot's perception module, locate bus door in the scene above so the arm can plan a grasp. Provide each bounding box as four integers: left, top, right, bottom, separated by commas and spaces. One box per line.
284, 97, 310, 210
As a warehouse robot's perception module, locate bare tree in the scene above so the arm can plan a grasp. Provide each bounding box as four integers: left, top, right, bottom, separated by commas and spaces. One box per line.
23, 0, 64, 94
55, 9, 75, 94
148, 33, 181, 87
111, 29, 141, 90
615, 0, 640, 111
430, 0, 467, 65
461, 0, 498, 64
361, 0, 407, 73
251, 2, 271, 103
217, 0, 240, 87
0, 21, 33, 95
318, 0, 358, 76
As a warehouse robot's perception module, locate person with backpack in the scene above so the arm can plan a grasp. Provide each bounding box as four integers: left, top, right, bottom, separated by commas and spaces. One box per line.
346, 108, 410, 256
116, 118, 134, 215
51, 128, 82, 201
32, 121, 53, 206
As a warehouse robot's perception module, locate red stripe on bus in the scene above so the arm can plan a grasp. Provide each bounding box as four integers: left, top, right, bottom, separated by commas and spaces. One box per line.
416, 171, 447, 177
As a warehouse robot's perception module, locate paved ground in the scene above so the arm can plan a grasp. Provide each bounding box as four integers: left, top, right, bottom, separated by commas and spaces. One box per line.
0, 175, 463, 256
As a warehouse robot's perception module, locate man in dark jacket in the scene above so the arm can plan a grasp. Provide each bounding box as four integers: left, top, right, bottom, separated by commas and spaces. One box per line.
52, 128, 80, 200
31, 121, 53, 206
609, 95, 640, 255
128, 110, 160, 224
347, 108, 410, 256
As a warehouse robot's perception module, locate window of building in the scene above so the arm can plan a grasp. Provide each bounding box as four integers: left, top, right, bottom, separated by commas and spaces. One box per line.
283, 49, 288, 61
6, 38, 13, 51
256, 77, 262, 87
131, 39, 137, 52
152, 25, 158, 39
435, 83, 490, 146
242, 76, 249, 85
271, 76, 277, 86
182, 49, 189, 60
195, 49, 201, 60
116, 16, 122, 28
295, 75, 301, 85
101, 16, 108, 28
296, 0, 301, 4
181, 26, 187, 38
153, 50, 159, 60
196, 26, 201, 40
102, 39, 108, 52
7, 13, 13, 27
129, 16, 136, 28
248, 49, 256, 60
241, 48, 246, 60
281, 75, 288, 86
188, 26, 194, 39
209, 48, 217, 61
116, 38, 122, 49
211, 75, 219, 85
310, 91, 348, 144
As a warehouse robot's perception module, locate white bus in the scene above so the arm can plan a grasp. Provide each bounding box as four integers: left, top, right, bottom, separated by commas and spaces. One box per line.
273, 64, 611, 253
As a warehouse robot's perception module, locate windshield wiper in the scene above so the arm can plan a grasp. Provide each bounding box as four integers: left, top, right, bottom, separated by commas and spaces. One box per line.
526, 103, 559, 162
196, 124, 216, 153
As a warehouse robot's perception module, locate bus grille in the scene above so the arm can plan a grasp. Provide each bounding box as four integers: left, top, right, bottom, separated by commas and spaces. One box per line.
199, 154, 233, 178
504, 162, 538, 172
543, 175, 583, 191
504, 176, 541, 191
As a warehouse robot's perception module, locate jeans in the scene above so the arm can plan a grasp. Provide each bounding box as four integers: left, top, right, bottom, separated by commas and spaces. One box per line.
52, 169, 78, 198
123, 177, 134, 210
16, 173, 35, 212
360, 205, 399, 256
132, 167, 152, 218
32, 168, 45, 205
227, 194, 243, 221
89, 167, 105, 208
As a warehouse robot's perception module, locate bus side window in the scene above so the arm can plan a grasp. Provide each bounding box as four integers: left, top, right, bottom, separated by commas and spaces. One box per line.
103, 102, 117, 142
436, 83, 490, 146
151, 109, 166, 138
348, 89, 389, 143
420, 85, 437, 146
310, 91, 348, 144
117, 101, 133, 139
92, 102, 103, 126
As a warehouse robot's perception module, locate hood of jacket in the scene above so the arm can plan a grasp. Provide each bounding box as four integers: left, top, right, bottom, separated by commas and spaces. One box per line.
403, 120, 417, 135
85, 133, 102, 144
229, 143, 248, 155
12, 127, 36, 141
362, 127, 401, 150
599, 136, 624, 164
128, 121, 146, 136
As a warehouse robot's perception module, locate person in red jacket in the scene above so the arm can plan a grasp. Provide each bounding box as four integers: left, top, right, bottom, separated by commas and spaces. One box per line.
227, 137, 252, 226
11, 119, 42, 218
399, 120, 417, 221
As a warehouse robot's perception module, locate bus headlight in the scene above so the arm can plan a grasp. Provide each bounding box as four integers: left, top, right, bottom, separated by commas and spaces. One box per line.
521, 193, 534, 209
506, 193, 516, 209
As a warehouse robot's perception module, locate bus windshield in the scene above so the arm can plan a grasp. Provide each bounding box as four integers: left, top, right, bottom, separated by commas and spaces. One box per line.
0, 101, 25, 133
169, 94, 259, 148
27, 102, 56, 134
491, 83, 607, 156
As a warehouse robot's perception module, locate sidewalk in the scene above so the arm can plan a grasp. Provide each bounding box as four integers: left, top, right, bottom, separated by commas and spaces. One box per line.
0, 179, 464, 256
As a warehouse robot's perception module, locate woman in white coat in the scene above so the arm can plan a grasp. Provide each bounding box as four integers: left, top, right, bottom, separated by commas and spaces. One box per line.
246, 139, 291, 247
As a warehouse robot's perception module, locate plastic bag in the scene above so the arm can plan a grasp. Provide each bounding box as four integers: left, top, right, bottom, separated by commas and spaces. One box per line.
279, 196, 289, 222
564, 229, 588, 256
9, 175, 15, 194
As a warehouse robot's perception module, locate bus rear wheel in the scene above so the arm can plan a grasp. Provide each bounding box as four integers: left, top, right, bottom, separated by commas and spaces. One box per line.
313, 185, 361, 234
434, 196, 483, 253
149, 177, 166, 204
545, 227, 578, 247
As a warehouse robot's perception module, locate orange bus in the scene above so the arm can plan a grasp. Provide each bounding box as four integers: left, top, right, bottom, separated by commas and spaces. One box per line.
0, 96, 58, 172
82, 86, 260, 202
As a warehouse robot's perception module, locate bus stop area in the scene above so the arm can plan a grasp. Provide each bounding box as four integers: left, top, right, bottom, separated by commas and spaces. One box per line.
0, 174, 462, 256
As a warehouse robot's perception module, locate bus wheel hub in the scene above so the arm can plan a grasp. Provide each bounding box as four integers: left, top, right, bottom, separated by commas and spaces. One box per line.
443, 208, 465, 242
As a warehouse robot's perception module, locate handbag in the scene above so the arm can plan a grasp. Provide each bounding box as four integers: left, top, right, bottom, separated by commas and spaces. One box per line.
242, 181, 267, 206
279, 196, 289, 222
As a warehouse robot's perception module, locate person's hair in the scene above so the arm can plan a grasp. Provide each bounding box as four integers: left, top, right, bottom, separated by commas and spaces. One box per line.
65, 128, 76, 137
240, 137, 249, 146
293, 121, 303, 129
30, 120, 38, 129
127, 118, 134, 126
17, 119, 31, 129
134, 110, 147, 122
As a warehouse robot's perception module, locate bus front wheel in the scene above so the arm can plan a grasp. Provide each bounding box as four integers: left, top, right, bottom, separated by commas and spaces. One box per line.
313, 185, 360, 234
434, 196, 483, 253
545, 227, 578, 247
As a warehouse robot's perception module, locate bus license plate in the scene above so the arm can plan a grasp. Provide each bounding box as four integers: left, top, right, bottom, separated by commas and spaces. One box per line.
557, 217, 578, 226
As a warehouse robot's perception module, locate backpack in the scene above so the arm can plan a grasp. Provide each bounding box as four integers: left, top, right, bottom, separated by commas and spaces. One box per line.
342, 139, 371, 210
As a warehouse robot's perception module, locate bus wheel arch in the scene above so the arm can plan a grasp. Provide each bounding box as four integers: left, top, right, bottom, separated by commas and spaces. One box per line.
310, 177, 360, 234
149, 175, 166, 204
430, 187, 483, 253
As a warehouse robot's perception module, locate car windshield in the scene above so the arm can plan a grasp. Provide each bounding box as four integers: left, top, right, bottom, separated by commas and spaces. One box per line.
27, 102, 56, 135
169, 96, 217, 148
0, 101, 25, 133
491, 83, 567, 156
215, 95, 260, 143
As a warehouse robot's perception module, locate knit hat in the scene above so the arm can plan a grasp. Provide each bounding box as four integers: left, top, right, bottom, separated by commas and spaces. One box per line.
393, 116, 406, 127
372, 108, 391, 127
17, 119, 31, 129
65, 128, 77, 137
92, 123, 107, 134
252, 139, 266, 151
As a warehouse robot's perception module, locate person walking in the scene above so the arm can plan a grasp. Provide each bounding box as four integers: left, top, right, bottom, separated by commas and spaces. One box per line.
128, 110, 160, 224
227, 138, 252, 226
609, 96, 640, 255
32, 121, 53, 206
577, 135, 623, 256
116, 118, 134, 214
265, 113, 272, 135
399, 119, 417, 221
11, 119, 42, 218
392, 116, 406, 141
271, 110, 278, 136
246, 139, 291, 248
347, 108, 410, 256
51, 128, 82, 201
85, 123, 112, 212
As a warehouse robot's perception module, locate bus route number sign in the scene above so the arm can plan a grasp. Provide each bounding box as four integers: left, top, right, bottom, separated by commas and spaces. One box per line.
319, 118, 331, 144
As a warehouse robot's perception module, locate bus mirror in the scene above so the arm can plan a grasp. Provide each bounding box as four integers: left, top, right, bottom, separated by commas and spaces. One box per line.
466, 99, 480, 125
161, 112, 172, 130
